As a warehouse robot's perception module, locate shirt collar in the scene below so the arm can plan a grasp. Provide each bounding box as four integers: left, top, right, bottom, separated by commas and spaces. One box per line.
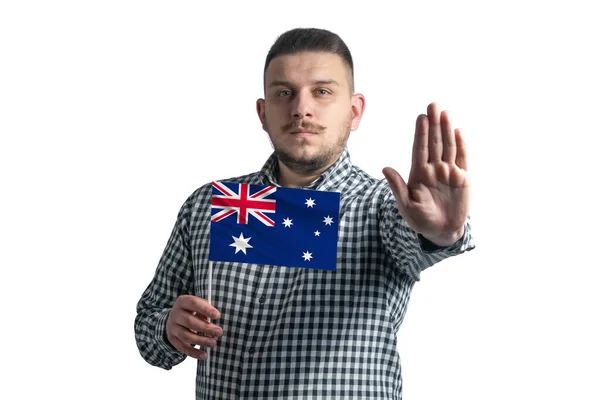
259, 147, 354, 192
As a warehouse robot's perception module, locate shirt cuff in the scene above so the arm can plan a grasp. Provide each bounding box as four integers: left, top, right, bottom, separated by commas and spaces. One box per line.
417, 232, 464, 253
154, 309, 182, 356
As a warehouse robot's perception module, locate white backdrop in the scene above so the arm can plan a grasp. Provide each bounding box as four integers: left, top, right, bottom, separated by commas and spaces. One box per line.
1, 1, 598, 399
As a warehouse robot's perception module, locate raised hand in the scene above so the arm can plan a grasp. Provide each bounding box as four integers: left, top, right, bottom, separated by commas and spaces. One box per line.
382, 103, 470, 247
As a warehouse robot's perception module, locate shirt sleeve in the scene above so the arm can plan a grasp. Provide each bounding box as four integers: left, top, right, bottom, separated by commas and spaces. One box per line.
378, 189, 475, 281
134, 197, 195, 370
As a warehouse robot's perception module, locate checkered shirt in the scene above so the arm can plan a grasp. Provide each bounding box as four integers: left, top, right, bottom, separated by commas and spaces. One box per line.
135, 148, 475, 399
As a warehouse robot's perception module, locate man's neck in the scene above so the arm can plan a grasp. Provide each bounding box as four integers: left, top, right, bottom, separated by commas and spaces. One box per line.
276, 160, 334, 188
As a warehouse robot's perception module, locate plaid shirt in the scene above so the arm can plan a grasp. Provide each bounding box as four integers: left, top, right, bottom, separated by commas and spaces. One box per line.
135, 148, 475, 399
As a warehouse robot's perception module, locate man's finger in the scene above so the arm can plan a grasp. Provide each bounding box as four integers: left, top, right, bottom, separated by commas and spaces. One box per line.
178, 295, 220, 320
441, 110, 456, 163
382, 167, 409, 218
170, 335, 209, 360
412, 114, 428, 168
427, 103, 443, 162
455, 128, 468, 170
178, 329, 218, 349
182, 313, 223, 338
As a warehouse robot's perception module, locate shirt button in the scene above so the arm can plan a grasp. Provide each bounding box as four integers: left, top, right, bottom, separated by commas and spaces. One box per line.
248, 347, 255, 355
259, 295, 266, 304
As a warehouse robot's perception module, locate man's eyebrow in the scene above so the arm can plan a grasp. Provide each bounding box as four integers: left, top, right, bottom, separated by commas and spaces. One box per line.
267, 80, 292, 89
312, 79, 339, 86
267, 79, 340, 88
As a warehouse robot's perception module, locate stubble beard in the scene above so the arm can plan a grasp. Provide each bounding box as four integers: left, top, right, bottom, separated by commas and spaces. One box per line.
269, 114, 352, 175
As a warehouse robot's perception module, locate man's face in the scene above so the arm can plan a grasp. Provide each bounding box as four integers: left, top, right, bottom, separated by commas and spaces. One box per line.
257, 52, 365, 174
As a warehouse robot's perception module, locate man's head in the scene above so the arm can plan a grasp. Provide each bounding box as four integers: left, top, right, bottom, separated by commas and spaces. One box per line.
256, 28, 365, 180
262, 28, 355, 93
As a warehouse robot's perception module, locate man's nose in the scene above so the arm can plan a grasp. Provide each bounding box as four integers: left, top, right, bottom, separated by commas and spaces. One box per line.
291, 91, 314, 119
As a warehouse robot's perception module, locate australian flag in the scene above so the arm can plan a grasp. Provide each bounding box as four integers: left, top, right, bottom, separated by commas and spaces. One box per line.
208, 181, 340, 271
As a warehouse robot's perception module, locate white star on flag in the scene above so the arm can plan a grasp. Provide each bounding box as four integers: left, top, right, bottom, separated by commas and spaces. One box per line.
323, 216, 334, 226
229, 233, 253, 254
305, 198, 316, 208
314, 230, 320, 237
282, 217, 293, 228
302, 251, 313, 261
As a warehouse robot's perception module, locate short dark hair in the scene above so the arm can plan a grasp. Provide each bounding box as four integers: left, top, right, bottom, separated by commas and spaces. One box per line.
263, 27, 354, 92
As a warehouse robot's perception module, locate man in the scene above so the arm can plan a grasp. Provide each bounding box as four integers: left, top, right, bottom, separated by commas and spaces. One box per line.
135, 27, 475, 399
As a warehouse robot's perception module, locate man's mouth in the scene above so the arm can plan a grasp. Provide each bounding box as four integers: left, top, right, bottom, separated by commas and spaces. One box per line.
290, 129, 316, 138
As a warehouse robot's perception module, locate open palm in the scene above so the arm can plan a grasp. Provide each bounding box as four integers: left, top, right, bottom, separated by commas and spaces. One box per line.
383, 103, 470, 246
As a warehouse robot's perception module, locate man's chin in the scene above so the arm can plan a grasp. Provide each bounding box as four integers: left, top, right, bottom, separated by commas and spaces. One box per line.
275, 149, 330, 174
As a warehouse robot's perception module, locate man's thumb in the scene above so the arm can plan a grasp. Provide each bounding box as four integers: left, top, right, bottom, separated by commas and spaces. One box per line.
382, 167, 409, 214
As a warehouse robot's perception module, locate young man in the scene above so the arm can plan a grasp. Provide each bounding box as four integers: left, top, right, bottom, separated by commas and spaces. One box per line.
135, 27, 475, 399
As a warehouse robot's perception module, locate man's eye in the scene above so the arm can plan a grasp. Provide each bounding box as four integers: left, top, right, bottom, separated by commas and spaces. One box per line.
278, 90, 292, 97
316, 89, 330, 96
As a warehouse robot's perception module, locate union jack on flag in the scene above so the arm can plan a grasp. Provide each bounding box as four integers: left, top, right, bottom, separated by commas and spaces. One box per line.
210, 181, 277, 226
208, 181, 340, 271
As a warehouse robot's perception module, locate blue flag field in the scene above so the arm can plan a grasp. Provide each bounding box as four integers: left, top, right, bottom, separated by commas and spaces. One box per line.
208, 181, 340, 271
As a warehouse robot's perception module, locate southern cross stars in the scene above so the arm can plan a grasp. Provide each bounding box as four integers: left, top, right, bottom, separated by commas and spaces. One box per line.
302, 251, 313, 261
282, 217, 293, 228
323, 215, 334, 226
229, 233, 253, 254
305, 198, 316, 208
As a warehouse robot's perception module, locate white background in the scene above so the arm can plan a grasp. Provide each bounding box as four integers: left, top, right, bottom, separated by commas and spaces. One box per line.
1, 1, 598, 399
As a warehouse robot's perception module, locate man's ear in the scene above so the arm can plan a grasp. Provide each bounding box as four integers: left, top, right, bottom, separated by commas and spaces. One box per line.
256, 98, 267, 131
350, 93, 366, 131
